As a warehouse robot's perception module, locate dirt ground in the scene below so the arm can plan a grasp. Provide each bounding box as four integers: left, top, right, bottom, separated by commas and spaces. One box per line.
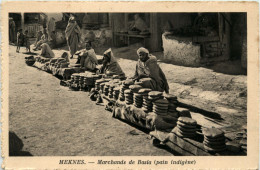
9, 44, 247, 156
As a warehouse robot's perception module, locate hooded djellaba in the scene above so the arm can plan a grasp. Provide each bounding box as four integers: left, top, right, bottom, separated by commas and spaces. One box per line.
133, 47, 169, 93
100, 48, 126, 80
65, 15, 81, 59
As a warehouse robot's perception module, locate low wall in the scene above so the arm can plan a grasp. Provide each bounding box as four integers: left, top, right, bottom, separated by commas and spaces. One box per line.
162, 33, 201, 67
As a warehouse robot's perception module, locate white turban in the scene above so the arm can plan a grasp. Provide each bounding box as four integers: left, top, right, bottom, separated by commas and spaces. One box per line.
137, 47, 149, 55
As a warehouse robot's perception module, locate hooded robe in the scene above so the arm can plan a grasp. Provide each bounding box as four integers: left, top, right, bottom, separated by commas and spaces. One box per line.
65, 17, 81, 56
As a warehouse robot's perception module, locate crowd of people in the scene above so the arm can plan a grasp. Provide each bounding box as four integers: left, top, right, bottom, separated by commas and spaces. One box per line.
15, 14, 169, 94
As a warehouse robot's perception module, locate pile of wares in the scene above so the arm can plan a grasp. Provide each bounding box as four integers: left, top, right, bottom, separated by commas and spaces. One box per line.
109, 84, 116, 98
175, 117, 198, 138
148, 91, 163, 112
113, 87, 120, 100
104, 83, 110, 96
71, 73, 80, 85
148, 91, 164, 101
93, 75, 101, 84
100, 83, 106, 93
202, 128, 227, 152
25, 56, 35, 66
79, 73, 85, 89
139, 78, 152, 88
139, 88, 152, 112
129, 85, 143, 107
124, 89, 133, 105
69, 64, 81, 68
119, 79, 134, 101
95, 79, 105, 91
83, 74, 94, 87
60, 62, 69, 68
153, 98, 169, 116
133, 93, 143, 108
164, 94, 179, 118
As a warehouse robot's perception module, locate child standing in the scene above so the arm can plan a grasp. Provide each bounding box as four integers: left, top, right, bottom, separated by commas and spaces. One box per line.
24, 30, 31, 53
16, 29, 24, 53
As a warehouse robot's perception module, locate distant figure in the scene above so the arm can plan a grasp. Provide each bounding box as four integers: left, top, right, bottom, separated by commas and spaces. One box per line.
9, 17, 16, 44
129, 14, 148, 32
65, 15, 81, 59
34, 30, 43, 46
34, 28, 48, 50
49, 31, 57, 48
132, 47, 169, 93
16, 29, 24, 53
24, 30, 31, 53
47, 17, 56, 41
39, 43, 55, 58
75, 40, 98, 72
100, 48, 125, 79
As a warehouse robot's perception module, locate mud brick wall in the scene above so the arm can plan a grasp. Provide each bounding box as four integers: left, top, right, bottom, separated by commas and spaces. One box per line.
204, 42, 227, 58
241, 34, 247, 69
162, 33, 201, 66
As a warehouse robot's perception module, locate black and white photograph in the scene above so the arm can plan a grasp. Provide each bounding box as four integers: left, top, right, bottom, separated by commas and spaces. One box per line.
2, 1, 259, 169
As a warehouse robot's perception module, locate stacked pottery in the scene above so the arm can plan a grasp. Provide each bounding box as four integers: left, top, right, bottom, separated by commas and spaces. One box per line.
113, 87, 120, 100
129, 85, 142, 93
100, 83, 106, 93
139, 78, 152, 88
129, 85, 143, 107
164, 94, 179, 118
148, 91, 164, 101
139, 88, 152, 112
79, 73, 85, 90
95, 79, 105, 91
175, 117, 198, 138
133, 93, 143, 108
124, 89, 133, 105
148, 91, 163, 112
84, 74, 94, 87
70, 74, 75, 83
109, 84, 116, 98
202, 128, 227, 152
153, 99, 169, 116
119, 79, 134, 101
73, 73, 80, 85
93, 75, 101, 86
104, 83, 110, 96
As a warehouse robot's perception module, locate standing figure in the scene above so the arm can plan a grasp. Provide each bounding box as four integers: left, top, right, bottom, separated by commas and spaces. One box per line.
9, 17, 16, 44
24, 30, 31, 52
132, 47, 169, 93
47, 17, 56, 41
65, 15, 81, 59
16, 29, 24, 53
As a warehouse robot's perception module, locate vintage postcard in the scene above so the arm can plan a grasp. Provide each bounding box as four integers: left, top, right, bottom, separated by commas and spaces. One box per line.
1, 1, 259, 169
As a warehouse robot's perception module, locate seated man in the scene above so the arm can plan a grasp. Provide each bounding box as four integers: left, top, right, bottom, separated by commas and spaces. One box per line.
39, 43, 55, 58
129, 14, 148, 32
34, 30, 43, 46
75, 40, 98, 72
34, 28, 48, 50
132, 47, 169, 93
99, 48, 125, 79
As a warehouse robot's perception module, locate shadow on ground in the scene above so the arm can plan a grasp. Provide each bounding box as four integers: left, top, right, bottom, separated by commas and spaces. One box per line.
9, 131, 33, 156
